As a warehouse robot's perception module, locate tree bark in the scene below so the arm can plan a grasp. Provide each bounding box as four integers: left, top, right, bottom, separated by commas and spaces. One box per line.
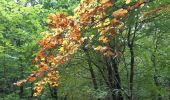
128, 44, 134, 100
48, 84, 58, 100
84, 50, 100, 100
127, 25, 136, 100
111, 58, 124, 100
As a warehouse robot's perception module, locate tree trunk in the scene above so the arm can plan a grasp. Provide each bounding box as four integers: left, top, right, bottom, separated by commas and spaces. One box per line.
128, 44, 134, 100
127, 25, 137, 100
49, 84, 58, 100
19, 85, 24, 98
84, 50, 100, 100
111, 58, 124, 100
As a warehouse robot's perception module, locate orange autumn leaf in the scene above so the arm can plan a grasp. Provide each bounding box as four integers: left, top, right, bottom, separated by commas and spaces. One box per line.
27, 76, 36, 82
42, 65, 49, 70
112, 8, 128, 18
99, 36, 109, 43
111, 18, 119, 26
118, 23, 124, 30
104, 50, 114, 57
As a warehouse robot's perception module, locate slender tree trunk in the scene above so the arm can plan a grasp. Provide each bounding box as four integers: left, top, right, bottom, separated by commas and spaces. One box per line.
31, 83, 34, 97
63, 94, 68, 100
19, 85, 24, 97
92, 61, 110, 88
111, 58, 124, 100
89, 63, 98, 90
106, 62, 114, 99
53, 88, 58, 100
48, 84, 58, 100
19, 63, 24, 98
105, 56, 123, 100
128, 44, 134, 100
127, 25, 137, 100
152, 54, 162, 100
86, 52, 98, 90
151, 30, 162, 100
19, 61, 24, 98
3, 53, 7, 94
84, 50, 100, 100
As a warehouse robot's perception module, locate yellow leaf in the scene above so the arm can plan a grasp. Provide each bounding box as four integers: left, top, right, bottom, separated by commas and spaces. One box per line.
90, 35, 94, 40
59, 47, 64, 53
62, 40, 68, 46
125, 0, 131, 4
100, 0, 109, 4
94, 45, 103, 51
99, 36, 109, 43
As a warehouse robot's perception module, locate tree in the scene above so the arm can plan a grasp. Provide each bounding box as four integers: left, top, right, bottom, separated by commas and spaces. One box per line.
0, 0, 50, 99
13, 0, 151, 98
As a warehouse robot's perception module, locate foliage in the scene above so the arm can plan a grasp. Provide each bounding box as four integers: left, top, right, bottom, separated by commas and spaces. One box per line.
0, 0, 170, 99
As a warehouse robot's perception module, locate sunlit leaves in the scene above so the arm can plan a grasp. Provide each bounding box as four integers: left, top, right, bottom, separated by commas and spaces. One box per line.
14, 79, 27, 86
94, 46, 114, 57
125, 0, 131, 4
112, 8, 128, 18
33, 70, 60, 96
